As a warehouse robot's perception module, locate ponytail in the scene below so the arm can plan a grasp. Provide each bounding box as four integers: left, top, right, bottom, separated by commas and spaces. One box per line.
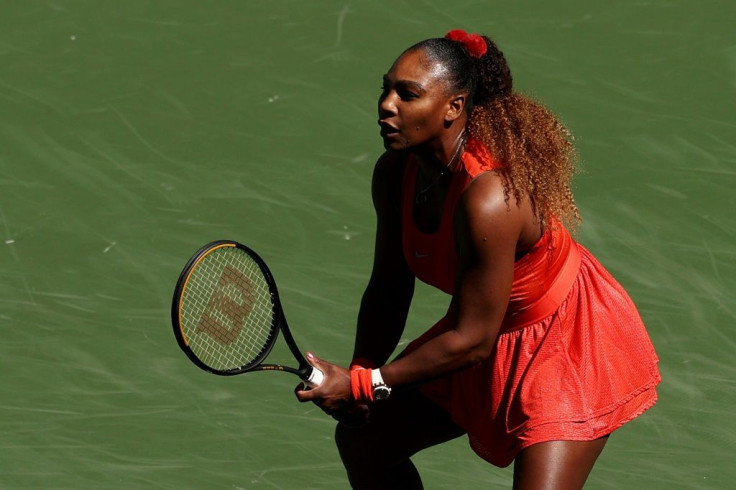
470, 35, 513, 107
443, 30, 579, 229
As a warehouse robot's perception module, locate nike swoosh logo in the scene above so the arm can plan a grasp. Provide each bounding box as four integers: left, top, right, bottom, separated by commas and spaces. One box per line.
414, 252, 430, 258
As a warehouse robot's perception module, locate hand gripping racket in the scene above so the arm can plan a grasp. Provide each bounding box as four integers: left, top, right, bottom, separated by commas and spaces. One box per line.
171, 240, 323, 387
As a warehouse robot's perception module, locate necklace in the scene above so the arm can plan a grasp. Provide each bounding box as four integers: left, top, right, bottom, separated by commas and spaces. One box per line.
414, 134, 467, 205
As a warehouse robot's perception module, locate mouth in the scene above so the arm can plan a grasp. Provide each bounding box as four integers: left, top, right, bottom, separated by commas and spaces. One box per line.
378, 121, 399, 139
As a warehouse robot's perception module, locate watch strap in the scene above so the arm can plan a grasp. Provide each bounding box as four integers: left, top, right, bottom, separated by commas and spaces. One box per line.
371, 368, 385, 387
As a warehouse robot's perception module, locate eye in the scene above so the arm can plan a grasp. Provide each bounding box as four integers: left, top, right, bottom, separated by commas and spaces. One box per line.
398, 88, 418, 100
379, 80, 420, 101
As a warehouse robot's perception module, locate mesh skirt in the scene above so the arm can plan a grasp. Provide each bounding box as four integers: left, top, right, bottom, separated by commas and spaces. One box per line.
407, 245, 661, 467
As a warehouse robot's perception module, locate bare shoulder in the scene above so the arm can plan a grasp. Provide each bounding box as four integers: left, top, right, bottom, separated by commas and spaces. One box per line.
461, 171, 524, 226
456, 171, 537, 254
371, 151, 407, 212
373, 150, 406, 182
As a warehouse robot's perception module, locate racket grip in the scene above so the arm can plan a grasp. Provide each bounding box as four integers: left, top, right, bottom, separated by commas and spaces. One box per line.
306, 366, 324, 387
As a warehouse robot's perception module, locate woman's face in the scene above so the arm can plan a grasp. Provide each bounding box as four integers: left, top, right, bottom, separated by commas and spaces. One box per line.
377, 48, 456, 151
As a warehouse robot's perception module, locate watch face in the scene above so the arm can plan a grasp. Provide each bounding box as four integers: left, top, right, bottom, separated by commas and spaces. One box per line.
373, 386, 391, 400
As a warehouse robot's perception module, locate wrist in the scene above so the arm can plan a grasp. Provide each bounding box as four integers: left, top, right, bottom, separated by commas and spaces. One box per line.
371, 368, 392, 401
350, 357, 377, 371
349, 366, 393, 403
350, 367, 374, 402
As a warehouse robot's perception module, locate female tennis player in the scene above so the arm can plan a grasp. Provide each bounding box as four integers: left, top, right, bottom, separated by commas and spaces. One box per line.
296, 30, 660, 489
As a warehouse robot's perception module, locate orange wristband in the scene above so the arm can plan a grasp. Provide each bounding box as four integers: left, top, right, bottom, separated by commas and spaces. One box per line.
349, 366, 374, 402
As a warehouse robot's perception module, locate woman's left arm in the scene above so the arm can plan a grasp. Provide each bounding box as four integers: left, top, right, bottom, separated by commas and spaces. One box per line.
380, 172, 528, 387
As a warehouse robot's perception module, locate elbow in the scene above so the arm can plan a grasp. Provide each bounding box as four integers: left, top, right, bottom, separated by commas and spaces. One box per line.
466, 340, 494, 366
449, 331, 495, 367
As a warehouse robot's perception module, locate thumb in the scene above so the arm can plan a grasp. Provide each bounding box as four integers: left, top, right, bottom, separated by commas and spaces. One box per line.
304, 352, 326, 387
294, 382, 318, 401
305, 351, 321, 366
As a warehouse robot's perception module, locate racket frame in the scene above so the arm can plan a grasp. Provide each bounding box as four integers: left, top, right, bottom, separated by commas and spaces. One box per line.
171, 240, 317, 382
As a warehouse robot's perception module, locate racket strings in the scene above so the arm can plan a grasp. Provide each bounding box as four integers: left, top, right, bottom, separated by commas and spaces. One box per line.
180, 247, 277, 371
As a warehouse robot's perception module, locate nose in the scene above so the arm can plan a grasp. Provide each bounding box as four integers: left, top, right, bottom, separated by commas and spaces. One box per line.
378, 90, 397, 118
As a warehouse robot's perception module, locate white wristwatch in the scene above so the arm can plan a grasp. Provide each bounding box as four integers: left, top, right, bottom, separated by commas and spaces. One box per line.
371, 368, 392, 400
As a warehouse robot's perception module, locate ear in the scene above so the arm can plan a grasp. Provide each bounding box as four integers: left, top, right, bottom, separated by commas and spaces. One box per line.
444, 93, 467, 122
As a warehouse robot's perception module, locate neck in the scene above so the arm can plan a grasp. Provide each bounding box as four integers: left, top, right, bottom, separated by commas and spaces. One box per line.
414, 127, 467, 173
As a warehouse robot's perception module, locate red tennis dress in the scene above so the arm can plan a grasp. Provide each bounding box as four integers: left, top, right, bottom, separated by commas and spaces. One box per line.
402, 138, 661, 467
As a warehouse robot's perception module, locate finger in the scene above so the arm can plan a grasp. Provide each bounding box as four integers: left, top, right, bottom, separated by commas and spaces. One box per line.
294, 384, 320, 402
294, 382, 309, 397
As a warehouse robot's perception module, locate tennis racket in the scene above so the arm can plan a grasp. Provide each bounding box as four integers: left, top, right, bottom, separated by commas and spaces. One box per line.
171, 240, 323, 387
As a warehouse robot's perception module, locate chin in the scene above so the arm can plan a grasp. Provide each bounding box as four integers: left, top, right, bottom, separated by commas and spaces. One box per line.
381, 138, 400, 151
382, 136, 411, 152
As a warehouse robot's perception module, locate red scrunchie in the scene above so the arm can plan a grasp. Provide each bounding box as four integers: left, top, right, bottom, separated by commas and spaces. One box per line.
445, 29, 487, 58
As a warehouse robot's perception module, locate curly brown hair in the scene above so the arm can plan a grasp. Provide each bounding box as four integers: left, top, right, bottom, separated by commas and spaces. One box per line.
412, 34, 581, 230
468, 94, 581, 231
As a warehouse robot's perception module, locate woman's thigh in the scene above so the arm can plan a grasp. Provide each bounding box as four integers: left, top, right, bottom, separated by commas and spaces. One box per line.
335, 388, 465, 470
512, 437, 609, 490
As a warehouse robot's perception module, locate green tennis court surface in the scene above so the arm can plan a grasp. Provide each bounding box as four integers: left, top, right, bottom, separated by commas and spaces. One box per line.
1, 1, 733, 488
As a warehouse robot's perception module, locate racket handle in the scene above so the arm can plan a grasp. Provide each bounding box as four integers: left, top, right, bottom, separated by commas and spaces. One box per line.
305, 366, 324, 387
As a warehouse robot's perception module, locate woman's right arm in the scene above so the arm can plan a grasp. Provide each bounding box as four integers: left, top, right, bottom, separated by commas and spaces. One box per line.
351, 151, 415, 366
